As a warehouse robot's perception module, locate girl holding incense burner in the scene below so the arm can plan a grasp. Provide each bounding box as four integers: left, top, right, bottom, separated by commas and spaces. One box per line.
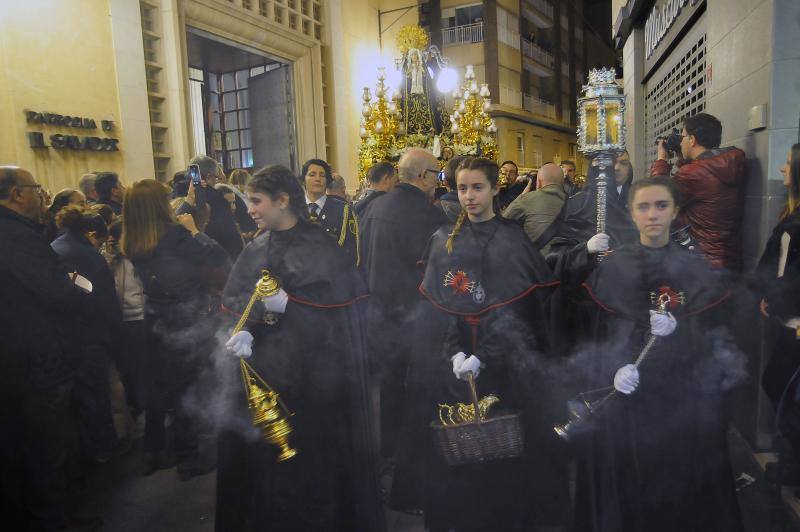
575, 175, 742, 531
218, 165, 381, 532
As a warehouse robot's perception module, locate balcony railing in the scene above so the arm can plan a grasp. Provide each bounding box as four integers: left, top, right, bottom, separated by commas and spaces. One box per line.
528, 0, 554, 19
523, 93, 556, 119
442, 22, 484, 47
521, 38, 554, 68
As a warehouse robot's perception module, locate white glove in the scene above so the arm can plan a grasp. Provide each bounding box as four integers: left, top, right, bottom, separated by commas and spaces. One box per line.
455, 355, 482, 380
262, 288, 289, 314
587, 233, 610, 254
226, 330, 254, 358
649, 310, 677, 336
614, 364, 639, 395
451, 352, 467, 378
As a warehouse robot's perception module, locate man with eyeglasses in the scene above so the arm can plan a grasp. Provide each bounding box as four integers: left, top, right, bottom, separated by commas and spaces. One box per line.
652, 113, 745, 271
0, 166, 102, 531
359, 148, 448, 465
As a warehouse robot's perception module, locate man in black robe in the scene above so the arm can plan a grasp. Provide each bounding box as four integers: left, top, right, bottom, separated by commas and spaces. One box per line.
359, 147, 446, 458
216, 221, 382, 531
545, 164, 639, 356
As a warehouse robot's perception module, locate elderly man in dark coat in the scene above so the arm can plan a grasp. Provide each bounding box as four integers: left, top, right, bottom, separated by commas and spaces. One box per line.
359, 148, 447, 458
0, 166, 101, 531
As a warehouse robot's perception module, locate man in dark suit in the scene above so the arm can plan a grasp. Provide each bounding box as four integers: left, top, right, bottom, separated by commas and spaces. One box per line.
359, 148, 447, 458
0, 166, 101, 531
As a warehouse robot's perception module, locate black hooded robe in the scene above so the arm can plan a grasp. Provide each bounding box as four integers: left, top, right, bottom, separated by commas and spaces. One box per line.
392, 216, 570, 530
545, 167, 640, 361
215, 222, 382, 532
575, 241, 742, 532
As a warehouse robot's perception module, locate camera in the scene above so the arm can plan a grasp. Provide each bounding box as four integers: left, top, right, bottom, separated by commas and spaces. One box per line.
657, 128, 682, 154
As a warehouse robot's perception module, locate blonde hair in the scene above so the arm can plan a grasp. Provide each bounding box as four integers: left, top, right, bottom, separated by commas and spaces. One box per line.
121, 179, 176, 260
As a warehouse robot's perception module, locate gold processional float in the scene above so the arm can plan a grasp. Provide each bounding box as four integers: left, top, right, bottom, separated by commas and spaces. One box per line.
233, 270, 298, 462
357, 25, 500, 187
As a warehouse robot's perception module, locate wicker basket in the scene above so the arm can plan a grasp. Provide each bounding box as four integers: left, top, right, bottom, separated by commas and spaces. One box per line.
430, 373, 524, 466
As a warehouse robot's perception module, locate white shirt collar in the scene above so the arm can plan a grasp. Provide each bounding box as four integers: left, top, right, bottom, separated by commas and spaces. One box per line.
306, 194, 327, 211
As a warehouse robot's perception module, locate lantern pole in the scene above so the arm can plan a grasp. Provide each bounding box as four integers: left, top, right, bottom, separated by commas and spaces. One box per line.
576, 68, 626, 245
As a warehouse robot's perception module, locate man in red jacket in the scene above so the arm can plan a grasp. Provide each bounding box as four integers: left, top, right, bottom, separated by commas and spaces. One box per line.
651, 113, 746, 271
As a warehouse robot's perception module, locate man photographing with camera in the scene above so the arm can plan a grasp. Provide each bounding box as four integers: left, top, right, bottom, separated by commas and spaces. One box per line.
651, 113, 746, 271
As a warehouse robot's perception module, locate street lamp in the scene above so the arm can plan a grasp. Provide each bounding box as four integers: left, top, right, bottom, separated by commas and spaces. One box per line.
577, 67, 626, 237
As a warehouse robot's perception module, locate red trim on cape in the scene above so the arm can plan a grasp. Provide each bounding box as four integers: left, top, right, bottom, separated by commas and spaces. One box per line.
682, 289, 731, 317
220, 292, 370, 321
418, 279, 560, 318
581, 283, 731, 317
581, 282, 618, 314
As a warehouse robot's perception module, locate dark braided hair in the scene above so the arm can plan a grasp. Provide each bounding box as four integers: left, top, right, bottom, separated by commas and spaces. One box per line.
249, 165, 309, 222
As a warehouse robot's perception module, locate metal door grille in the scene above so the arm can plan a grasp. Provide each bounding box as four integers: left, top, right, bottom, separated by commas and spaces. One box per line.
644, 33, 706, 168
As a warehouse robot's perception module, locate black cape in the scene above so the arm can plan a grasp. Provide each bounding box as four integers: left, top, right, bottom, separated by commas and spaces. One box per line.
575, 241, 742, 532
393, 217, 570, 530
216, 222, 382, 532
545, 167, 639, 359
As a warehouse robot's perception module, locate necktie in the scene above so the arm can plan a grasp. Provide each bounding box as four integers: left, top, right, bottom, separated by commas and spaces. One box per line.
308, 203, 319, 218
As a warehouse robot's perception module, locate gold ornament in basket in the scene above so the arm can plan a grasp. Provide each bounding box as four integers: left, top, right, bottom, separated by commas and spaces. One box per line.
430, 373, 524, 466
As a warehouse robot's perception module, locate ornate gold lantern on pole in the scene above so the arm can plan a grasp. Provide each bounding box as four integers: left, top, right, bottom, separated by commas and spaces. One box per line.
448, 65, 498, 162
357, 67, 404, 182
577, 68, 626, 236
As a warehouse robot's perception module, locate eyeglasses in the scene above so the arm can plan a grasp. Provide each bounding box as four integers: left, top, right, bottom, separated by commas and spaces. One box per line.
17, 184, 42, 189
423, 168, 440, 178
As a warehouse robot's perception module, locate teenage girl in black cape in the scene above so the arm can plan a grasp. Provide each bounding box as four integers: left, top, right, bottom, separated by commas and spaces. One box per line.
392, 158, 570, 531
216, 165, 382, 531
575, 175, 742, 531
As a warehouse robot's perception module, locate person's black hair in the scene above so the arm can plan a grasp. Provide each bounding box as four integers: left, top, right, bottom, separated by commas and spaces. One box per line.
627, 175, 682, 210
444, 156, 468, 189
94, 172, 119, 201
499, 160, 518, 171
48, 189, 80, 214
683, 113, 722, 149
367, 162, 394, 185
55, 204, 108, 237
300, 158, 333, 187
249, 165, 309, 222
560, 160, 576, 168
89, 203, 115, 226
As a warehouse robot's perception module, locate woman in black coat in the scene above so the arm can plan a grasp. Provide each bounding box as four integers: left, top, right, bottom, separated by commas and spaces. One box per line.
123, 180, 230, 478
758, 143, 800, 480
51, 205, 123, 462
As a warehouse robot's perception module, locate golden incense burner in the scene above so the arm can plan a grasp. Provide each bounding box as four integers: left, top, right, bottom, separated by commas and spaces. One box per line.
232, 270, 297, 462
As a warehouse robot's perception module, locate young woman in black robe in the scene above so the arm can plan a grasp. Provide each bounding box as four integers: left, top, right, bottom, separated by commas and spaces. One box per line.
758, 143, 800, 481
216, 165, 382, 532
392, 158, 569, 531
575, 176, 742, 531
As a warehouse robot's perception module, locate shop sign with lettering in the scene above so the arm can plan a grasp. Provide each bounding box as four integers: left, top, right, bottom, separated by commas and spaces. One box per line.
25, 110, 120, 152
